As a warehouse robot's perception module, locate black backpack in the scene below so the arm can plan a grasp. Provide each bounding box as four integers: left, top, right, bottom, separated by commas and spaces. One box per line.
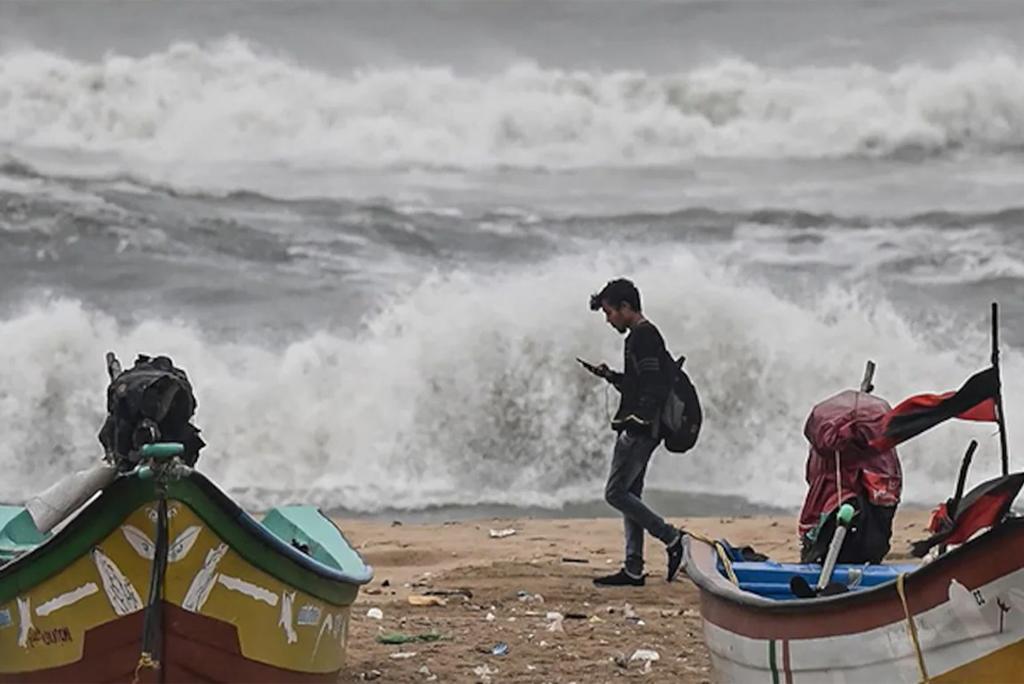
661, 355, 702, 453
98, 354, 205, 468
800, 494, 896, 565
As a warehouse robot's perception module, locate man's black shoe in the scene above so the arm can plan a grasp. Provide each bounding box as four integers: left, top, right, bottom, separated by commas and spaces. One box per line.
666, 533, 684, 582
593, 569, 645, 587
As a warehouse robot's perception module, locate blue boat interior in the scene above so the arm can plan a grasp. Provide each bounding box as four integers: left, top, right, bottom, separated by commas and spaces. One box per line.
722, 558, 921, 600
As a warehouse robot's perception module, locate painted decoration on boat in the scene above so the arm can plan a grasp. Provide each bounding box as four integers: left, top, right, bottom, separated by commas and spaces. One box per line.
91, 548, 143, 616
312, 613, 334, 659
217, 574, 278, 606
123, 523, 202, 564
182, 543, 228, 612
16, 597, 32, 648
297, 604, 321, 626
145, 503, 180, 522
35, 583, 99, 617
121, 525, 155, 560
167, 525, 201, 563
279, 591, 298, 644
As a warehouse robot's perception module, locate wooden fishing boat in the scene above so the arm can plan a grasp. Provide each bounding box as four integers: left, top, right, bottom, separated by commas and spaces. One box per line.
685, 506, 1024, 683
0, 445, 373, 683
684, 304, 1024, 682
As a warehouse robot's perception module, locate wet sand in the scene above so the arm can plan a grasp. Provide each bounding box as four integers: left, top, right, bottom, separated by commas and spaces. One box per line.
337, 509, 931, 682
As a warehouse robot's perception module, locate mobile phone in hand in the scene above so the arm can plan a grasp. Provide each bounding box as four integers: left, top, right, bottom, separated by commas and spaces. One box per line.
576, 357, 606, 378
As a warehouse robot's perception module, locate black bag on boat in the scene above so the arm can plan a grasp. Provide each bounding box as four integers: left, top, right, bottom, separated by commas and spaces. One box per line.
98, 354, 205, 468
800, 494, 895, 565
661, 354, 702, 453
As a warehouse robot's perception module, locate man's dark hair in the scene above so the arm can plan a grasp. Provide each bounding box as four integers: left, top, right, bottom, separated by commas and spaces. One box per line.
590, 278, 642, 312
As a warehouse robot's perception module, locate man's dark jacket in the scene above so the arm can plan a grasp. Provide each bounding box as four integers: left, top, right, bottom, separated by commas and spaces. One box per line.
607, 320, 671, 436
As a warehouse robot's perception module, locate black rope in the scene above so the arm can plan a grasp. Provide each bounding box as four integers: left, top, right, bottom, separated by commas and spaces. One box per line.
138, 490, 169, 682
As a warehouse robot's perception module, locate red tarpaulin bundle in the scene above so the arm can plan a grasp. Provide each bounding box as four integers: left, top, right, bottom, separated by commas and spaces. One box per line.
799, 390, 902, 538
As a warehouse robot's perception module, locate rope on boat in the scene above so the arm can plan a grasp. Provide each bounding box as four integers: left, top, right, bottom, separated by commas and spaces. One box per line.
687, 532, 739, 586
896, 572, 930, 683
134, 489, 169, 684
132, 652, 160, 684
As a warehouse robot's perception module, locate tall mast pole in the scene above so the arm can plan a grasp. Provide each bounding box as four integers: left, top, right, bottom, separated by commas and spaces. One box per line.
992, 303, 1010, 476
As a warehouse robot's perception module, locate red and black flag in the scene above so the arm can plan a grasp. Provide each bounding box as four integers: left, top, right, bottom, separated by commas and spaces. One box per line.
870, 366, 1000, 452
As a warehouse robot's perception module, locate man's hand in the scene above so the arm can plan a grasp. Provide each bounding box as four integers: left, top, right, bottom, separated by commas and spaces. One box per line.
577, 357, 608, 378
577, 358, 624, 388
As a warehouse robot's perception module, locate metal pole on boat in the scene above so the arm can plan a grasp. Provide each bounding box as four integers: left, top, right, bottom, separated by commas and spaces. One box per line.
815, 503, 855, 593
939, 440, 978, 556
860, 360, 875, 394
950, 440, 978, 518
992, 303, 1010, 476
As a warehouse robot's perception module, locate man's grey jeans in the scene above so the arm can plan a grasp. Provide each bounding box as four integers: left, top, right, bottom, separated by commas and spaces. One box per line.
604, 431, 679, 576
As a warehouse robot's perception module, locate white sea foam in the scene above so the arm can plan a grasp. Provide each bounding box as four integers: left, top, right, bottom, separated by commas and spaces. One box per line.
0, 248, 1015, 512
3, 39, 1024, 176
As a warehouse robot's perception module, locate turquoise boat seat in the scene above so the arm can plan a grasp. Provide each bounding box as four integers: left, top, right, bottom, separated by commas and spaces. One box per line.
724, 559, 921, 600
0, 506, 49, 565
260, 506, 364, 574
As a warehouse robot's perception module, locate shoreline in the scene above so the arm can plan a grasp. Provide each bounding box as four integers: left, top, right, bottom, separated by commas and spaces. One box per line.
322, 489, 794, 524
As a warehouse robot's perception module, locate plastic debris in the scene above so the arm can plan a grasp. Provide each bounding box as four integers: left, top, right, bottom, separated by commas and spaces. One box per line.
517, 591, 544, 604
491, 642, 510, 656
366, 608, 384, 620
408, 595, 447, 607
561, 557, 590, 564
473, 664, 498, 683
376, 631, 446, 645
485, 612, 496, 621
360, 670, 382, 681
489, 528, 517, 539
425, 588, 473, 600
389, 652, 417, 660
630, 649, 661, 662
546, 612, 565, 633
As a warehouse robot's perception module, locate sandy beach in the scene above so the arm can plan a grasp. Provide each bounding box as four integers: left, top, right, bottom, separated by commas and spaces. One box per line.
337, 509, 932, 683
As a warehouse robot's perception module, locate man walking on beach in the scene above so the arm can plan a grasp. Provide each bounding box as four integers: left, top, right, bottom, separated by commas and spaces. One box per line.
585, 278, 684, 586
